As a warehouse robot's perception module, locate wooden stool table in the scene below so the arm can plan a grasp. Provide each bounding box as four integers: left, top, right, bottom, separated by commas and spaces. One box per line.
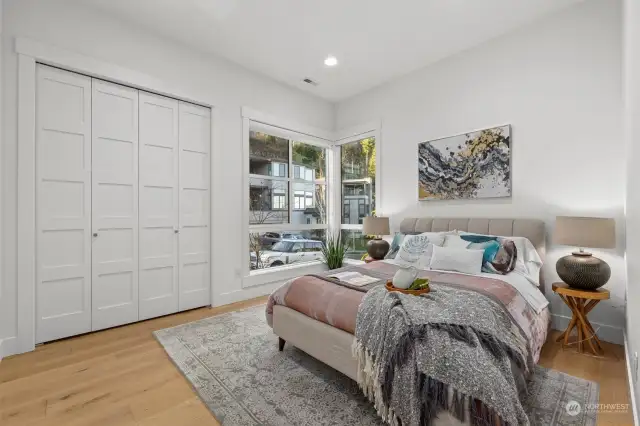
552, 282, 609, 356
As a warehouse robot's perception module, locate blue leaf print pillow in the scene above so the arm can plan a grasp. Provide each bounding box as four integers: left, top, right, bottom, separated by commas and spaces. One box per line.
385, 232, 406, 259
396, 234, 433, 265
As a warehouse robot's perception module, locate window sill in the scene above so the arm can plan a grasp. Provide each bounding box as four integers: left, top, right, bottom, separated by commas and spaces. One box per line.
242, 260, 328, 289
344, 258, 366, 266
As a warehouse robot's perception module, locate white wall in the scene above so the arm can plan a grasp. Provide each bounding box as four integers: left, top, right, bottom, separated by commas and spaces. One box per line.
624, 0, 640, 419
0, 0, 4, 361
337, 0, 626, 343
0, 0, 333, 349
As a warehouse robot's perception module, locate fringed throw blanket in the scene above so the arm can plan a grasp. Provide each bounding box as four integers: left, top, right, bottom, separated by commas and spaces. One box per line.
353, 285, 534, 426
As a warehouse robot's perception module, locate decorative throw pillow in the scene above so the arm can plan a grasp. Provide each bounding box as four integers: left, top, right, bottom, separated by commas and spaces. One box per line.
429, 245, 483, 274
394, 233, 442, 266
385, 232, 408, 259
460, 234, 518, 275
459, 232, 542, 285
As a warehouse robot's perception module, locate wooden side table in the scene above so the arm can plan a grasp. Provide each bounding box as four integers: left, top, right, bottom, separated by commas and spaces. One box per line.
552, 282, 609, 356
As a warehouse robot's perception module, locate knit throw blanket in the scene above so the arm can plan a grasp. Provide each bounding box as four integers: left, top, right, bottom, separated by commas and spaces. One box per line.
353, 285, 534, 426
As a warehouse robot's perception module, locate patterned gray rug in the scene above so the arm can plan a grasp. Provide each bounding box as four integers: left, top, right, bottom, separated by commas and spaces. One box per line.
154, 305, 599, 426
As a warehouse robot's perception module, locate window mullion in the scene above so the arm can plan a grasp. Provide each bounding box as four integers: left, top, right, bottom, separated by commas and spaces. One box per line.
288, 140, 293, 224
331, 145, 341, 236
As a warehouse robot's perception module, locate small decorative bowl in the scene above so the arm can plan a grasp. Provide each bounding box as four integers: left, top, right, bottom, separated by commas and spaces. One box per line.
385, 281, 430, 296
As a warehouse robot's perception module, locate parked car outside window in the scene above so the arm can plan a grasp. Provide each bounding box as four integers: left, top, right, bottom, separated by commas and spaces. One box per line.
260, 232, 304, 249
256, 239, 325, 268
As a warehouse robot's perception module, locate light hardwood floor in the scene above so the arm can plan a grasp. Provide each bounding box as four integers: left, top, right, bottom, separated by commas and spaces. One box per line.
0, 297, 634, 426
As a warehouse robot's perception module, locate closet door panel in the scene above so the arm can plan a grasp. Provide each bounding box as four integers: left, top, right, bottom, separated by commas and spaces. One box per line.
36, 65, 92, 343
139, 92, 179, 320
179, 102, 211, 311
91, 80, 139, 331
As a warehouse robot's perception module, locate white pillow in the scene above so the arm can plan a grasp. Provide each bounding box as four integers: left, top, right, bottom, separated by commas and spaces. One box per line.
429, 245, 483, 274
512, 237, 543, 285
420, 232, 447, 247
394, 233, 440, 267
443, 234, 471, 249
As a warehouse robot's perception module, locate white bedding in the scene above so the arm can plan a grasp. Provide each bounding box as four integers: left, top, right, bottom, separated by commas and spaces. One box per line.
383, 258, 549, 314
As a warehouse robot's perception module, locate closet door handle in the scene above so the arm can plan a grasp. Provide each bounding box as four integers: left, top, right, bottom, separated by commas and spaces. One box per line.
174, 229, 179, 234
93, 232, 98, 237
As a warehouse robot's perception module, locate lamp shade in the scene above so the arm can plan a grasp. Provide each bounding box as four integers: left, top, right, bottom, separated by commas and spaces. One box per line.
554, 216, 615, 249
363, 216, 390, 236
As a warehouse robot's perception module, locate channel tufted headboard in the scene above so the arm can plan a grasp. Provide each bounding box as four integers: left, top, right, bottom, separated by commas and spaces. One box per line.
398, 217, 546, 284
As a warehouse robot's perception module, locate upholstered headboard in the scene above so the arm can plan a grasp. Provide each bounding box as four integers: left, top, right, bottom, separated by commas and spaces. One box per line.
398, 216, 546, 264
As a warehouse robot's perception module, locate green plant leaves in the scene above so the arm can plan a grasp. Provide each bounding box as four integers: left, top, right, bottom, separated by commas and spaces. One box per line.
408, 278, 429, 291
321, 233, 349, 270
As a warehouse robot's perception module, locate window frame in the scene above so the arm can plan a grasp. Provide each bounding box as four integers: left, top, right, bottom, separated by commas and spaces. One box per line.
242, 109, 380, 288
242, 111, 336, 285
333, 125, 381, 233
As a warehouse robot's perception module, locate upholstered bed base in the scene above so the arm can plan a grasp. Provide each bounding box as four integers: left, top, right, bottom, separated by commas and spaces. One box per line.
273, 305, 465, 426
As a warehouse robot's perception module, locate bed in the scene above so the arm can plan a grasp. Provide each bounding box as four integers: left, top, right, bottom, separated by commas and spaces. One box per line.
267, 217, 550, 425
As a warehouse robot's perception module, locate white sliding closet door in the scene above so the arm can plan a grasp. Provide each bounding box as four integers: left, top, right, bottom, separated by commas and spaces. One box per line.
178, 102, 211, 310
91, 80, 140, 331
139, 92, 179, 320
35, 65, 92, 343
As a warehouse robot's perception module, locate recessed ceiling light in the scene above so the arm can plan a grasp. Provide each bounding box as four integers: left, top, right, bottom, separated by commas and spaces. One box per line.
324, 56, 338, 67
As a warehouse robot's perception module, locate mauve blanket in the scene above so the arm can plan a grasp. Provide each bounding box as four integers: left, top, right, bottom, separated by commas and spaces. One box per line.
266, 261, 549, 363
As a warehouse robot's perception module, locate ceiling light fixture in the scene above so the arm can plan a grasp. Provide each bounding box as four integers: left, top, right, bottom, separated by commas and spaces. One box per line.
324, 56, 338, 67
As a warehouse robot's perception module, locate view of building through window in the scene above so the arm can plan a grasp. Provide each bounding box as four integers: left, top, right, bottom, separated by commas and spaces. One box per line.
247, 131, 377, 269
341, 138, 375, 224
341, 137, 376, 260
248, 130, 328, 270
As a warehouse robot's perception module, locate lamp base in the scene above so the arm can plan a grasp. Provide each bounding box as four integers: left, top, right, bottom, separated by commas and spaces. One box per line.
556, 252, 610, 290
366, 238, 390, 260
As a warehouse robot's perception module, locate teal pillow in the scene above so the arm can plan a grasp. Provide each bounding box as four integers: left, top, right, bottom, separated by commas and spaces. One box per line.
385, 232, 404, 259
467, 240, 501, 265
461, 234, 518, 275
460, 234, 498, 244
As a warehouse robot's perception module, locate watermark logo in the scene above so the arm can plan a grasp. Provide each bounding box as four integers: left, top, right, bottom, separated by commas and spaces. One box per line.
565, 401, 629, 416
566, 400, 582, 416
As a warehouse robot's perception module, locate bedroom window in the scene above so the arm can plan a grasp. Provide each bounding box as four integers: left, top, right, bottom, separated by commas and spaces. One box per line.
247, 124, 330, 272
338, 136, 376, 260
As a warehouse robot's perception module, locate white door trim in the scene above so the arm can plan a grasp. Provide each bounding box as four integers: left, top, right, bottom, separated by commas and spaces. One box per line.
15, 37, 220, 356
241, 106, 334, 143
333, 120, 381, 143
0, 337, 17, 362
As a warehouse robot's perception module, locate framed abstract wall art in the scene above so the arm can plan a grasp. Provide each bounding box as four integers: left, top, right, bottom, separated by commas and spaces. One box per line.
418, 124, 511, 200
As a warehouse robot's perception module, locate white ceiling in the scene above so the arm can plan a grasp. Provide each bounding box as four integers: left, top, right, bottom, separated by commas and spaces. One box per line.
78, 0, 582, 102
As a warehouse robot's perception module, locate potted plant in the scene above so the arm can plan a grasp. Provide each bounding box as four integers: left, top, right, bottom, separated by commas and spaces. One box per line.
321, 233, 348, 270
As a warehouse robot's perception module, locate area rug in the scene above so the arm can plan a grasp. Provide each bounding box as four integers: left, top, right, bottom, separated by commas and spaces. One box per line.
154, 305, 599, 426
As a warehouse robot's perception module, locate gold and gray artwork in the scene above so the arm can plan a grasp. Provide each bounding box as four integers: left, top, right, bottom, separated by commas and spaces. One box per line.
418, 125, 511, 200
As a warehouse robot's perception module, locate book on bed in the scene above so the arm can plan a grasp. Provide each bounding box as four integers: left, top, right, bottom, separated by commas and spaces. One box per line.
328, 271, 379, 287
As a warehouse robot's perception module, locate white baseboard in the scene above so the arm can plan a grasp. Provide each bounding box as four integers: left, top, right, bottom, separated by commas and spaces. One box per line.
624, 331, 639, 426
214, 281, 284, 307
0, 336, 18, 361
550, 314, 624, 345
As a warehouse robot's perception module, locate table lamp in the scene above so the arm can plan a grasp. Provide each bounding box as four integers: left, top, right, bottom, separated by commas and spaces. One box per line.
554, 216, 615, 290
363, 216, 390, 260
